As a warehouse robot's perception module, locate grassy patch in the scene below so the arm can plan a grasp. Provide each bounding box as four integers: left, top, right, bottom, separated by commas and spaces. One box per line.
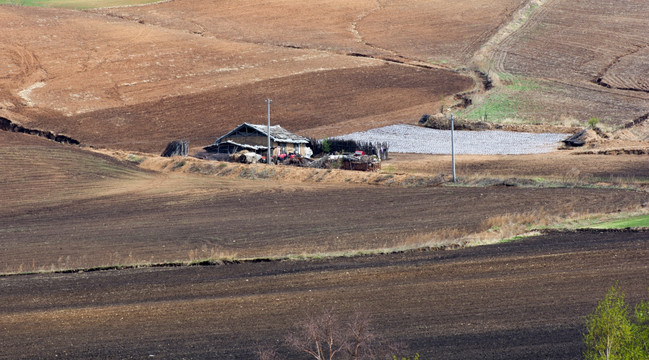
427, 58, 451, 66
499, 234, 531, 243
0, 0, 163, 9
463, 93, 522, 121
589, 214, 649, 229
462, 75, 545, 122
126, 154, 145, 164
172, 160, 186, 170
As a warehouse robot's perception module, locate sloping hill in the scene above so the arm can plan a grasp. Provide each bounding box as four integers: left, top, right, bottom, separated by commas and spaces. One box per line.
481, 0, 649, 127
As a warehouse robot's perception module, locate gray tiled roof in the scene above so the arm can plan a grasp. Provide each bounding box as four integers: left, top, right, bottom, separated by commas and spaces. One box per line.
214, 122, 309, 144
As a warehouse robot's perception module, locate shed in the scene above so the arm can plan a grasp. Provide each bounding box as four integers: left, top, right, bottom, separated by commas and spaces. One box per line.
204, 123, 312, 157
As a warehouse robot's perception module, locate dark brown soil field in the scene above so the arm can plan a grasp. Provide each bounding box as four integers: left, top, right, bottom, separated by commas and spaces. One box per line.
63, 64, 472, 152
2, 229, 649, 359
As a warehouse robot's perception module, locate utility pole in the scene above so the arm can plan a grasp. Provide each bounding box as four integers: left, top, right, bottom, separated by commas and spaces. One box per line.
266, 99, 272, 165
450, 113, 456, 182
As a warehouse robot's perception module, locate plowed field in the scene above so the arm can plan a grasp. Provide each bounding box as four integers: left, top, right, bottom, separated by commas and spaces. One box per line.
489, 0, 649, 125
2, 230, 648, 359
0, 2, 484, 153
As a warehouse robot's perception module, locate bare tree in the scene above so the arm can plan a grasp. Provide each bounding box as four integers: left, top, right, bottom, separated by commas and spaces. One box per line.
287, 309, 347, 360
283, 309, 400, 360
345, 311, 374, 360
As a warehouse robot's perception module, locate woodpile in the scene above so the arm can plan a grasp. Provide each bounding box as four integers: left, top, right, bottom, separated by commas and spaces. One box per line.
161, 140, 189, 157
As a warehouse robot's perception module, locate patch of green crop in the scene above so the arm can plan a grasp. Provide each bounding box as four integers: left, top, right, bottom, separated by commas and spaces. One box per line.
499, 75, 544, 92
462, 75, 546, 122
464, 93, 522, 121
589, 215, 649, 229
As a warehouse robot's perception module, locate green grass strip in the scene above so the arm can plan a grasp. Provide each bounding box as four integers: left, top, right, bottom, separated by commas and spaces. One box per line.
589, 214, 649, 229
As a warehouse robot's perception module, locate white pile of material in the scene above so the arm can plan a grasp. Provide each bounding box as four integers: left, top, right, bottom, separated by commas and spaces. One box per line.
335, 124, 567, 155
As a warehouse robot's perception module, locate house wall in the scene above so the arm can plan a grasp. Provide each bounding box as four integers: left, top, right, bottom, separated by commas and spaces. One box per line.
222, 135, 268, 146
222, 135, 307, 156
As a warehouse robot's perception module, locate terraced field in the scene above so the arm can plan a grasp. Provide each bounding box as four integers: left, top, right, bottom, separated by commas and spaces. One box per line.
484, 0, 649, 125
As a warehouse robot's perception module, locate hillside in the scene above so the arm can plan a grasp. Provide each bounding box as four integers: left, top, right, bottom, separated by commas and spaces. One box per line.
2, 1, 649, 358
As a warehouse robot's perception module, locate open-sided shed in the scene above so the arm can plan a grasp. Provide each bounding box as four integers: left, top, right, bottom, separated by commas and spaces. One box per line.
203, 122, 311, 157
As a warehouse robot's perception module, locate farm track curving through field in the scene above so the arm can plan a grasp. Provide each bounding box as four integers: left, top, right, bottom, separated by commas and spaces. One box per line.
486, 0, 555, 76
480, 0, 649, 126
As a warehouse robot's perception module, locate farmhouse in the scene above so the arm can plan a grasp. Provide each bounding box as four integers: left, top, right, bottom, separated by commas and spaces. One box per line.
204, 122, 312, 157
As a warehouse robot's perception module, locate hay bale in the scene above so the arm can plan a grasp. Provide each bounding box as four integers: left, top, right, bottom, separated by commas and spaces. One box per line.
161, 140, 189, 157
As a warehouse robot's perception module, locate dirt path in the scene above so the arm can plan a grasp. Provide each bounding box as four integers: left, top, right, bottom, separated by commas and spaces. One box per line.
2, 229, 648, 359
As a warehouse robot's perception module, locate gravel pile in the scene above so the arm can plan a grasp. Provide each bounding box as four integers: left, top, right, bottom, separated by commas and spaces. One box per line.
335, 124, 568, 155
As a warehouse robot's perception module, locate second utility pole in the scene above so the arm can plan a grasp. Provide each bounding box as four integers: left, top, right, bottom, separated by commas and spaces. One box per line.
266, 99, 272, 165
451, 113, 456, 182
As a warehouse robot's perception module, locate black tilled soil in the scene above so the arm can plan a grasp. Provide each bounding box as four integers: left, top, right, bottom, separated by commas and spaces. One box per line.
1, 229, 648, 359
2, 184, 646, 271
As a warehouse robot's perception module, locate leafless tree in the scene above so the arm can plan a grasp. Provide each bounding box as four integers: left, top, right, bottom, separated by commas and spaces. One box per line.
282, 308, 400, 360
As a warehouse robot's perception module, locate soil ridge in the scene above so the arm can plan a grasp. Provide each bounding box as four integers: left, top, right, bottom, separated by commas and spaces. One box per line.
0, 116, 80, 145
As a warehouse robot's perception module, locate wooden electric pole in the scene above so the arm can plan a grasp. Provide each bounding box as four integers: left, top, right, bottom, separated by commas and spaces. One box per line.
451, 113, 456, 182
266, 99, 272, 165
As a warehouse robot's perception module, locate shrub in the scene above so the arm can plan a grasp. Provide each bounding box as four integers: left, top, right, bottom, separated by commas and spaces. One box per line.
583, 284, 649, 360
588, 117, 600, 129
322, 138, 332, 154
172, 160, 186, 169
393, 354, 420, 360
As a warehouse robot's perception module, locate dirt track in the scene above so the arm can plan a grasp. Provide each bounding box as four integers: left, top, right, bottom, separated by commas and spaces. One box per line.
2, 229, 648, 359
